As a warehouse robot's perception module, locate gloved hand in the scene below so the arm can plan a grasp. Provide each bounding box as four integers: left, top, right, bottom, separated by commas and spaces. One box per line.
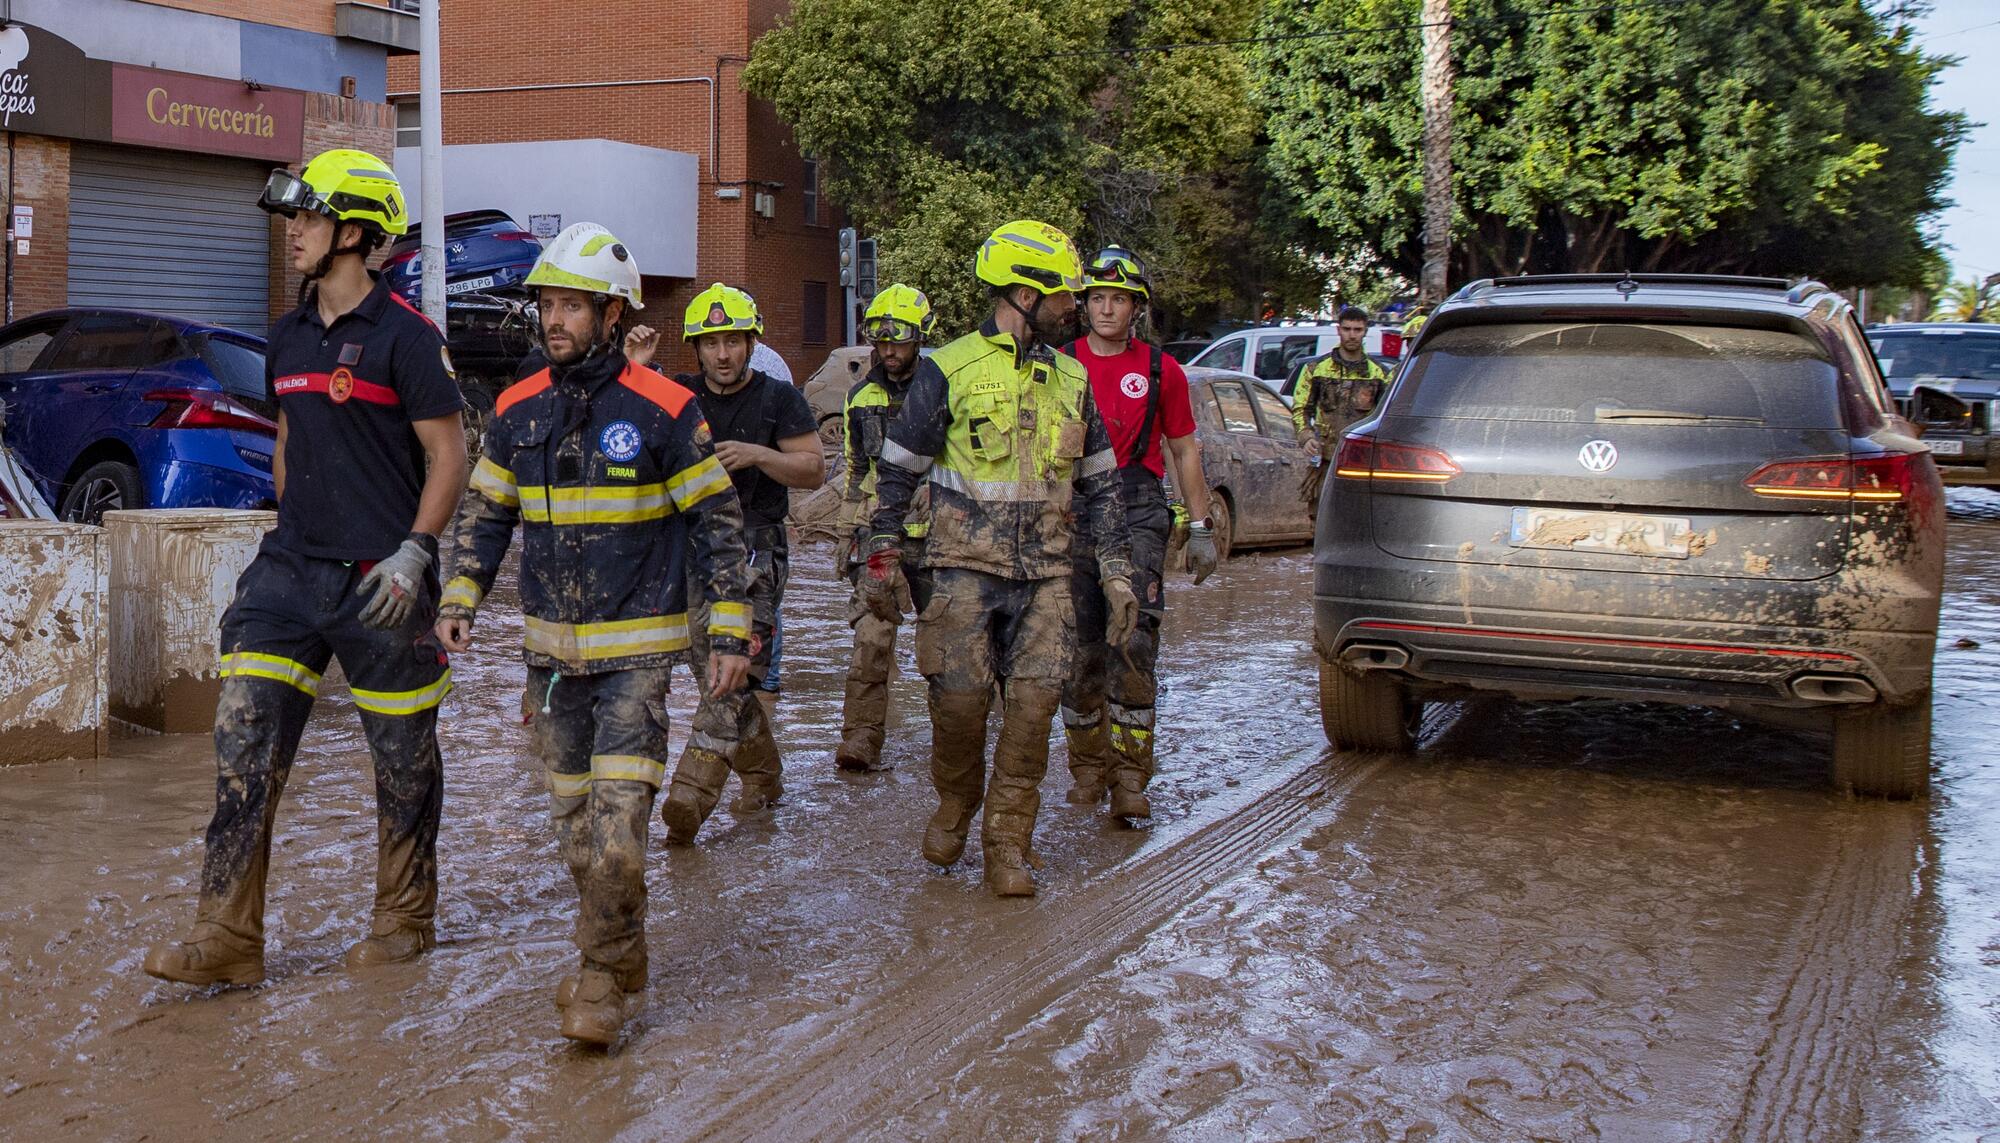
1102, 573, 1139, 649
862, 538, 903, 622
356, 536, 435, 630
833, 528, 860, 579
1186, 521, 1219, 585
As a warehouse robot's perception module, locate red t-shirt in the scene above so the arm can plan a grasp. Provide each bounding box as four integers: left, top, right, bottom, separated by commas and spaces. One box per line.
1068, 339, 1196, 478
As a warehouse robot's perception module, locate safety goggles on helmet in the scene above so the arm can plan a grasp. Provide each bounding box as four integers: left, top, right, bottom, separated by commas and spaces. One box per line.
862, 315, 922, 344
258, 169, 329, 220
1085, 248, 1150, 298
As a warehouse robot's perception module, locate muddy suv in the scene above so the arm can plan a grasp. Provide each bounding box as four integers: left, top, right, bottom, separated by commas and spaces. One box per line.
1866, 322, 2000, 487
1313, 274, 1945, 797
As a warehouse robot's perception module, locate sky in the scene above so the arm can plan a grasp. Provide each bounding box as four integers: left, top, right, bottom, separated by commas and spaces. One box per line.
1909, 0, 2000, 286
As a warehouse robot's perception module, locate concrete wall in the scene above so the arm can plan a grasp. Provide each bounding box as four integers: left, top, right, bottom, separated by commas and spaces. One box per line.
0, 522, 108, 763
104, 509, 274, 734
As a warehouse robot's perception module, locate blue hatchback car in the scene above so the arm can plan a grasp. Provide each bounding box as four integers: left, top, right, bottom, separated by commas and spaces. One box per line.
0, 309, 277, 523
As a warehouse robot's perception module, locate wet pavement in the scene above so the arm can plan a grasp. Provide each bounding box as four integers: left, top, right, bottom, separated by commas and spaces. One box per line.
2, 491, 1998, 1140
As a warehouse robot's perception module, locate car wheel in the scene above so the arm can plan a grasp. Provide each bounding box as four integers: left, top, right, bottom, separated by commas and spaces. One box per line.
59, 460, 144, 525
1830, 694, 1931, 798
1209, 492, 1235, 561
818, 411, 845, 452
1317, 657, 1416, 752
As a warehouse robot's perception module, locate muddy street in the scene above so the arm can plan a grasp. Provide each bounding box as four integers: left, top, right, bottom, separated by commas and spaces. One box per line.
2, 492, 1997, 1141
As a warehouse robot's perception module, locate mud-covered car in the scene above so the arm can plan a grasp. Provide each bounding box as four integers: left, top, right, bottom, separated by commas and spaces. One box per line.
1186, 366, 1314, 555
1313, 274, 1945, 797
1866, 322, 2000, 487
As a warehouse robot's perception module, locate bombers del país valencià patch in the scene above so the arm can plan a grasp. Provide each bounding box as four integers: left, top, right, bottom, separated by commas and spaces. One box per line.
599, 419, 643, 463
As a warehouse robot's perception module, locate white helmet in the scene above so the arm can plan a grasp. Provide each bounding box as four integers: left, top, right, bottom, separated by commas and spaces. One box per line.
524, 222, 644, 310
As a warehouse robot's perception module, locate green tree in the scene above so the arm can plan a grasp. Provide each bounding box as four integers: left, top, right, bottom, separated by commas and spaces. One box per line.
1253, 0, 1968, 289
1929, 275, 2000, 322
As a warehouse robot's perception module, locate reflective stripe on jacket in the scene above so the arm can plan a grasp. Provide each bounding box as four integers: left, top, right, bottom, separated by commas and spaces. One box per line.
842, 363, 930, 539
443, 354, 754, 674
870, 320, 1131, 581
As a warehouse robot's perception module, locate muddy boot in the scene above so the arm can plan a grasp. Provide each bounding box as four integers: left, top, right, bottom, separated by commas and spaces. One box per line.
555, 958, 647, 1008
983, 842, 1036, 898
142, 932, 264, 987
662, 746, 729, 844
834, 676, 889, 772
1061, 707, 1111, 806
1108, 779, 1152, 823
560, 968, 629, 1047
922, 796, 978, 867
345, 920, 436, 968
1107, 703, 1157, 825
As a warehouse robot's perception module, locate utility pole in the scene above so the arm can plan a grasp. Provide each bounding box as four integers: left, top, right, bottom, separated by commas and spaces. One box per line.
418, 0, 446, 330
1419, 0, 1453, 305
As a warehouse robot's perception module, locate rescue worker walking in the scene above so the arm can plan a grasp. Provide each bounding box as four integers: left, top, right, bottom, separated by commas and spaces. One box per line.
1294, 305, 1390, 521
658, 285, 823, 843
832, 285, 938, 772
435, 224, 754, 1046
866, 220, 1136, 897
1060, 246, 1220, 822
143, 150, 467, 987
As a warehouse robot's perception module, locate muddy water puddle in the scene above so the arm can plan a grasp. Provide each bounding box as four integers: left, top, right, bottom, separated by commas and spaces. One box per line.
2, 491, 1999, 1140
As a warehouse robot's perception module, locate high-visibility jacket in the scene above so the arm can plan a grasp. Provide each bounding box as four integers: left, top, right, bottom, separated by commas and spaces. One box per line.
841, 362, 930, 540
870, 320, 1131, 581
1292, 351, 1390, 444
442, 350, 754, 674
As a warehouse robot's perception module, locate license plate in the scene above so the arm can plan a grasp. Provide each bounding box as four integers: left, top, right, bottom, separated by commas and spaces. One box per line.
446, 275, 497, 295
1509, 507, 1695, 559
1928, 438, 1965, 456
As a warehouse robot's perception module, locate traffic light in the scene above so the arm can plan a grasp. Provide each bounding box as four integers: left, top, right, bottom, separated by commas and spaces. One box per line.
855, 237, 879, 303
838, 227, 857, 287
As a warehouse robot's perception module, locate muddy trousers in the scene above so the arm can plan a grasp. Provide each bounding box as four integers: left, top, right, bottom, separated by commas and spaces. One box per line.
528, 665, 671, 979
193, 543, 449, 954
1064, 471, 1171, 798
839, 538, 935, 766
665, 540, 787, 827
916, 567, 1075, 867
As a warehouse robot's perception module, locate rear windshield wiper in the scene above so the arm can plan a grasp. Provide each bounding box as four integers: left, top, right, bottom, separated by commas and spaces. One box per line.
1595, 408, 1764, 425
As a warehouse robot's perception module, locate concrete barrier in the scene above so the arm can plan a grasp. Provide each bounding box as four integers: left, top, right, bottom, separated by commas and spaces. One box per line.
0, 521, 108, 762
104, 508, 276, 734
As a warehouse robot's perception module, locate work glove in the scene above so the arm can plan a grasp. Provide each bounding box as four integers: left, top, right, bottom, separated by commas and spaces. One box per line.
1186, 521, 1219, 585
356, 535, 435, 630
1102, 573, 1140, 649
833, 529, 859, 579
861, 536, 904, 622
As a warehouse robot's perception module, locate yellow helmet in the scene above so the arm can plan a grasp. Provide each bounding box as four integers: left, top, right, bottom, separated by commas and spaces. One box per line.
975, 220, 1084, 295
1084, 245, 1150, 303
683, 283, 761, 341
258, 148, 408, 236
861, 283, 934, 343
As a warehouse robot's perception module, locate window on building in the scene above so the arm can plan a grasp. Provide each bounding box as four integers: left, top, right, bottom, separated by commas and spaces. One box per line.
803, 157, 821, 226
803, 281, 829, 346
395, 101, 420, 149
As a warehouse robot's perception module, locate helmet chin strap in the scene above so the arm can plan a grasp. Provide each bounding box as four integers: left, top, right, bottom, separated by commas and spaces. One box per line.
297, 225, 373, 302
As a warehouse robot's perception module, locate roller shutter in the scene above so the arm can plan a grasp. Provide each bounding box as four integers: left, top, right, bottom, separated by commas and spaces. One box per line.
67, 144, 272, 335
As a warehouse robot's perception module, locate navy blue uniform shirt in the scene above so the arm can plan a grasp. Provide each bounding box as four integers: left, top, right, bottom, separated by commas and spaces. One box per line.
265, 276, 464, 560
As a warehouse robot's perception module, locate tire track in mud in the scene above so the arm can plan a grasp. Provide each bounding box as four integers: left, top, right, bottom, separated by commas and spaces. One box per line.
666, 746, 1391, 1143
1728, 805, 1921, 1143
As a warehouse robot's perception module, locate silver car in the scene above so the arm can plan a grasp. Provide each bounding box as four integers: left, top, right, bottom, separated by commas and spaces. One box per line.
1313, 275, 1946, 797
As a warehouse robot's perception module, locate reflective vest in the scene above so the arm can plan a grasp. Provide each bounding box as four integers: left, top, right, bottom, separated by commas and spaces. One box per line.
841, 365, 929, 539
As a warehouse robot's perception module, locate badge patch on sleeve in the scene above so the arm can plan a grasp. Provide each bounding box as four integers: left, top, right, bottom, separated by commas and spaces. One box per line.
599, 420, 642, 462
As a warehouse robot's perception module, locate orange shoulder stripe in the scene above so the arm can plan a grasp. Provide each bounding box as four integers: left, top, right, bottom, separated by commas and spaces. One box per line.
496, 369, 553, 416
619, 363, 695, 416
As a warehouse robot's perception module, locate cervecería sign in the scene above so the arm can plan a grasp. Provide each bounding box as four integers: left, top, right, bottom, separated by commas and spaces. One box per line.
111, 65, 303, 162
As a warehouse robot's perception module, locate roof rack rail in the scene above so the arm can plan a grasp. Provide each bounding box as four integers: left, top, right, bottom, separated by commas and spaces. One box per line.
1785, 279, 1834, 303
1484, 273, 1791, 290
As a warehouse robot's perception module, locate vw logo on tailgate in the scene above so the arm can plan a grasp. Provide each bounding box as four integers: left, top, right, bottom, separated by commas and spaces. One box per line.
1578, 439, 1619, 473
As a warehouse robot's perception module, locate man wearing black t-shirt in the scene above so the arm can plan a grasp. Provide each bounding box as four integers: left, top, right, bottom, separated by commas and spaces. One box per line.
143, 150, 468, 988
658, 284, 823, 843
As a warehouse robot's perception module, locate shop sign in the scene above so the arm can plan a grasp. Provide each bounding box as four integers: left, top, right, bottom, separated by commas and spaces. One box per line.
0, 24, 104, 140
111, 65, 303, 162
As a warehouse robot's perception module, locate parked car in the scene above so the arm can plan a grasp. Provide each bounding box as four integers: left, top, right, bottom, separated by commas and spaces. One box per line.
1313, 274, 1944, 797
382, 210, 544, 304
1187, 321, 1407, 392
1186, 366, 1315, 556
1865, 322, 2000, 487
0, 309, 277, 523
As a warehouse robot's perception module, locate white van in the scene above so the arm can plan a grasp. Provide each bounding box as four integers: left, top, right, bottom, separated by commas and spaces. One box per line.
1185, 322, 1404, 392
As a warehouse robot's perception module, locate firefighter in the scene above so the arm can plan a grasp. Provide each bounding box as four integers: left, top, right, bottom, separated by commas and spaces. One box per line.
435, 223, 753, 1046
143, 149, 468, 987
1294, 304, 1391, 520
865, 220, 1136, 898
657, 284, 823, 844
1059, 246, 1219, 822
832, 284, 939, 771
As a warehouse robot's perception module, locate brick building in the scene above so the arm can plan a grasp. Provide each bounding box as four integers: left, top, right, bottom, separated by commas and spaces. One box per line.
384, 0, 843, 379
0, 0, 409, 332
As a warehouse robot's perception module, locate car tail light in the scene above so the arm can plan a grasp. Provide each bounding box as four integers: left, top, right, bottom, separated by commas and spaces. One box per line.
1381, 330, 1405, 358
145, 388, 277, 435
384, 249, 419, 274
1744, 454, 1914, 502
494, 230, 537, 243
1333, 433, 1459, 482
